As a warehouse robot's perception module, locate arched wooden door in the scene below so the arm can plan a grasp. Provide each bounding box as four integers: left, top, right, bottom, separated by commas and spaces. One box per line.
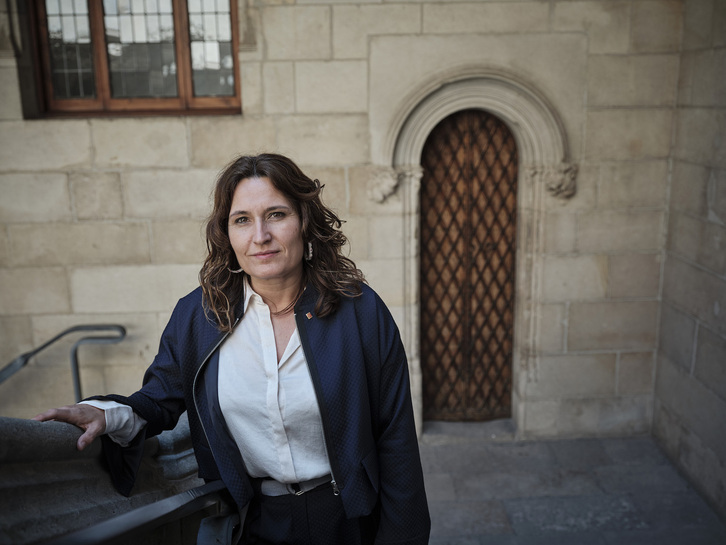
420, 109, 518, 421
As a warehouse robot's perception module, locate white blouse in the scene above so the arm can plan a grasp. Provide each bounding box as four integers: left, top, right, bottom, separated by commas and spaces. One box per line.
83, 281, 330, 484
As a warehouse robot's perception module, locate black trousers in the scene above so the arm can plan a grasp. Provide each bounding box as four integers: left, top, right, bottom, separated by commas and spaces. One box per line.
242, 482, 377, 545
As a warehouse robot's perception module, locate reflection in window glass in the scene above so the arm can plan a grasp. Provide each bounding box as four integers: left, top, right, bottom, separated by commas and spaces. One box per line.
189, 0, 234, 97
45, 0, 95, 99
104, 0, 178, 97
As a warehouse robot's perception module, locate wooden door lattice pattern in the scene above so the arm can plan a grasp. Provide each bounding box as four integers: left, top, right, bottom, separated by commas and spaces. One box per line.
420, 109, 518, 421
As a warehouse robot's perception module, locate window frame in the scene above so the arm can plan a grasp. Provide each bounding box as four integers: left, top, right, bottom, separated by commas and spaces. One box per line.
31, 0, 241, 117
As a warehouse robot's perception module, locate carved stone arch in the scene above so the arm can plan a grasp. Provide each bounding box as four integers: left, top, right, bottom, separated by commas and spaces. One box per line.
387, 70, 577, 434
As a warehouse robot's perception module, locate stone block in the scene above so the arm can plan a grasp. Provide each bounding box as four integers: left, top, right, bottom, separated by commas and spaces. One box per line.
568, 301, 658, 351
70, 265, 200, 314
545, 163, 597, 211
0, 121, 90, 170
670, 213, 726, 276
262, 62, 295, 114
678, 50, 726, 108
189, 117, 276, 168
358, 258, 403, 308
348, 166, 403, 216
262, 6, 331, 60
423, 2, 548, 34
598, 160, 668, 208
8, 223, 150, 266
276, 115, 369, 165
659, 302, 697, 371
0, 365, 77, 418
296, 61, 367, 113
0, 315, 33, 365
151, 220, 207, 264
608, 253, 661, 299
717, 0, 726, 47
683, 0, 715, 50
709, 168, 726, 221
526, 354, 616, 400
0, 64, 22, 120
585, 109, 673, 160
544, 212, 577, 253
71, 172, 123, 220
539, 303, 565, 353
0, 227, 6, 266
0, 173, 72, 223
92, 118, 188, 168
618, 352, 655, 395
523, 399, 559, 436
544, 397, 651, 436
588, 55, 678, 107
552, 0, 630, 54
340, 216, 368, 262
673, 108, 724, 166
0, 267, 70, 314
103, 364, 149, 396
30, 312, 160, 368
670, 160, 709, 216
694, 326, 726, 402
542, 255, 608, 302
302, 166, 346, 214
663, 256, 726, 337
369, 215, 405, 260
240, 62, 262, 115
332, 4, 421, 59
631, 1, 683, 53
576, 210, 663, 252
123, 169, 216, 220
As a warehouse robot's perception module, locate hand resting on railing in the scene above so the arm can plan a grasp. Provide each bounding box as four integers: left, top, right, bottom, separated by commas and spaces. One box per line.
33, 403, 106, 451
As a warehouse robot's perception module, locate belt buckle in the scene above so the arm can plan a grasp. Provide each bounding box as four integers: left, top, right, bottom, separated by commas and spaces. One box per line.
289, 482, 304, 496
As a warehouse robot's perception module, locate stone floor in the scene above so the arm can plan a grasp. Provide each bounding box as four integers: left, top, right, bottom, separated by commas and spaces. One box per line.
419, 421, 726, 545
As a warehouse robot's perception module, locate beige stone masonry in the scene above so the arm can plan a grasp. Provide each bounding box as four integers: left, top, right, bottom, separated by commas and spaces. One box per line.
683, 0, 715, 50
0, 315, 32, 365
423, 2, 548, 34
694, 326, 726, 402
296, 61, 367, 113
276, 115, 369, 165
608, 253, 661, 299
585, 110, 673, 160
338, 216, 368, 263
577, 210, 663, 252
71, 172, 123, 220
526, 354, 616, 400
0, 61, 22, 121
568, 301, 659, 351
539, 304, 566, 353
544, 164, 597, 212
631, 1, 683, 53
241, 62, 263, 116
618, 352, 655, 395
588, 55, 679, 108
544, 212, 577, 253
301, 166, 346, 214
190, 117, 276, 167
348, 166, 404, 216
357, 258, 404, 309
103, 364, 150, 396
262, 6, 331, 60
368, 215, 408, 260
30, 313, 160, 368
0, 121, 90, 171
263, 62, 295, 114
598, 161, 668, 208
0, 227, 7, 266
659, 302, 697, 370
0, 267, 70, 315
663, 256, 726, 337
542, 255, 608, 302
8, 223, 150, 267
678, 49, 726, 107
552, 1, 630, 54
123, 169, 216, 220
92, 119, 188, 168
656, 355, 726, 460
669, 213, 726, 276
0, 173, 72, 223
152, 221, 207, 265
0, 365, 80, 418
670, 161, 711, 216
332, 5, 421, 59
674, 108, 726, 167
71, 265, 200, 314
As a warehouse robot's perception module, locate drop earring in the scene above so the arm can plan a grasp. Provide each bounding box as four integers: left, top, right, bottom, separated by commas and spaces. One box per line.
305, 242, 313, 261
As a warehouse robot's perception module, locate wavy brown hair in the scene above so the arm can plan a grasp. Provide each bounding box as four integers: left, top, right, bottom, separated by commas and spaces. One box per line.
200, 153, 365, 331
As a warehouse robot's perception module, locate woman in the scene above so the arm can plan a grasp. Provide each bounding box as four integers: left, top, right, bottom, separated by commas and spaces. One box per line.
34, 153, 430, 545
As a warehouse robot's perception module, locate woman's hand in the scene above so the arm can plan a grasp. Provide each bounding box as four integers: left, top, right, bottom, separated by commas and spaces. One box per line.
33, 404, 106, 451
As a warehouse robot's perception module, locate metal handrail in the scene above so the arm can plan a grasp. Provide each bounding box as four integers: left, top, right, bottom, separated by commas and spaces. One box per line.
0, 324, 126, 401
41, 480, 233, 545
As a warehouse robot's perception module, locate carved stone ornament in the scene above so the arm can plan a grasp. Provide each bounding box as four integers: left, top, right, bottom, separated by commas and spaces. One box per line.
367, 166, 400, 203
543, 162, 578, 199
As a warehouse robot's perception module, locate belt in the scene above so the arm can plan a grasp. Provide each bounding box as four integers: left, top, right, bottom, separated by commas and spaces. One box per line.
259, 474, 332, 497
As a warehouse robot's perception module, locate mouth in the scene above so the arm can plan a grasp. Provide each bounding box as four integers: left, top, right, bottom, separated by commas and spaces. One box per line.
251, 250, 279, 258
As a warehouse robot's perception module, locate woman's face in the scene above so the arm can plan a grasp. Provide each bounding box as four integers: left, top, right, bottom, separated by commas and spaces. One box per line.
228, 176, 304, 288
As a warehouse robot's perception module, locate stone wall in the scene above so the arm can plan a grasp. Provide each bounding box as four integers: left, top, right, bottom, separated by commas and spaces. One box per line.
654, 0, 726, 519
0, 0, 699, 445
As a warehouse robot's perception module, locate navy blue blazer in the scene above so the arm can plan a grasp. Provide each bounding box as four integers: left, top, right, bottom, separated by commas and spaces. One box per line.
98, 282, 430, 544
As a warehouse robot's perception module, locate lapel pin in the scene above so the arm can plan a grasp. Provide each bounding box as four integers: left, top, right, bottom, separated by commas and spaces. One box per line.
306, 312, 313, 320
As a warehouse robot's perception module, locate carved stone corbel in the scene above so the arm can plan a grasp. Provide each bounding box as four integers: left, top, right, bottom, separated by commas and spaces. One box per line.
543, 162, 578, 199
367, 166, 400, 203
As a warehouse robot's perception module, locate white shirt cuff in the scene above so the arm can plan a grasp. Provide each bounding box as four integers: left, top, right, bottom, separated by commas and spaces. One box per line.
79, 400, 147, 447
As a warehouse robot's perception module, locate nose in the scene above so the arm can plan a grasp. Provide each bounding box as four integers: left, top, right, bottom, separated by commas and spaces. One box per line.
252, 219, 272, 245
